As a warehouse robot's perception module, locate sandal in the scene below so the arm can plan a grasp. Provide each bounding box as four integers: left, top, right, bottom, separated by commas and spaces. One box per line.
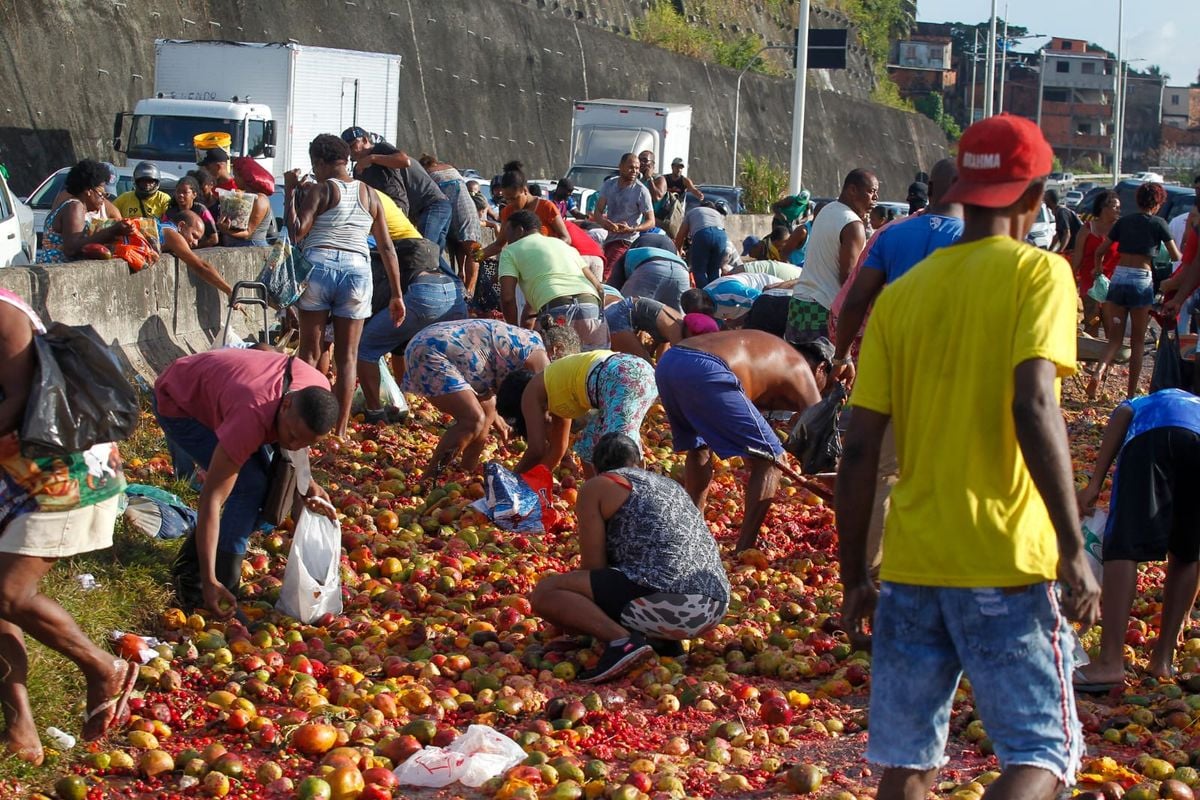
82, 659, 138, 741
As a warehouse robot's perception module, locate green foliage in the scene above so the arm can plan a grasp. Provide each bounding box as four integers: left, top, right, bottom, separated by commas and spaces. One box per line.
632, 2, 779, 75
871, 78, 914, 112
1052, 155, 1065, 173
740, 154, 789, 214
914, 92, 961, 141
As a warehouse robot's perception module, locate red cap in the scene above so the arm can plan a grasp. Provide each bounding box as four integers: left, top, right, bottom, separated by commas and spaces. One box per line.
942, 114, 1054, 208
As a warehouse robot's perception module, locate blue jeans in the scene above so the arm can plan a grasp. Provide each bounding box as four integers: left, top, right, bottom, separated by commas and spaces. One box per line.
416, 198, 455, 274
153, 411, 272, 556
358, 275, 468, 360
867, 582, 1082, 783
687, 226, 728, 287
621, 262, 691, 311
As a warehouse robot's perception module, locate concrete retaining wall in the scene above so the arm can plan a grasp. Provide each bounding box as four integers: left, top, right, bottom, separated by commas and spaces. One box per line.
1, 0, 947, 198
0, 248, 266, 376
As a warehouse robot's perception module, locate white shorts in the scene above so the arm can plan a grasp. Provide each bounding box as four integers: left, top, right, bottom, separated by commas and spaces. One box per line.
0, 495, 119, 558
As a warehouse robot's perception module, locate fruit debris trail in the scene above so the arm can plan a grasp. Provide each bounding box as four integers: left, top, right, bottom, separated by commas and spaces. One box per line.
16, 366, 1193, 799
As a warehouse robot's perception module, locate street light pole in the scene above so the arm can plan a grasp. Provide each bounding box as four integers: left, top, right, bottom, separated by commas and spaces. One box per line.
983, 0, 998, 118
1112, 0, 1124, 184
998, 10, 1009, 113
970, 29, 979, 124
789, 0, 811, 194
732, 44, 795, 186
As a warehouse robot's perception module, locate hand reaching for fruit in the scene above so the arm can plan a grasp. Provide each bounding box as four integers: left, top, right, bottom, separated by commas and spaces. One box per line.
202, 580, 237, 621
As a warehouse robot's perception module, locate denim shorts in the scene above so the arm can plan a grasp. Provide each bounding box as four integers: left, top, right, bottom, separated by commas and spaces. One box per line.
867, 582, 1082, 784
296, 248, 373, 319
1105, 266, 1154, 309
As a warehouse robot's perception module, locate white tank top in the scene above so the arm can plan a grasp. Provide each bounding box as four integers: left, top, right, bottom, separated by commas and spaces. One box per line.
791, 200, 861, 309
303, 178, 373, 257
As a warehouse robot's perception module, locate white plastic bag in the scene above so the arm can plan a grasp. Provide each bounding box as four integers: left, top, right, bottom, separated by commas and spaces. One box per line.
394, 725, 526, 789
378, 357, 409, 414
275, 508, 342, 623
1082, 508, 1107, 584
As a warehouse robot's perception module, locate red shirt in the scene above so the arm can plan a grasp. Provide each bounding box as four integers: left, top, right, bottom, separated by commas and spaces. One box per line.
155, 349, 330, 466
565, 221, 603, 258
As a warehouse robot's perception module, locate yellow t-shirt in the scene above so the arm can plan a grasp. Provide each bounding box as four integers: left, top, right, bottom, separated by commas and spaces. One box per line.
375, 191, 421, 241
543, 350, 613, 420
498, 233, 596, 313
850, 236, 1077, 588
113, 190, 172, 220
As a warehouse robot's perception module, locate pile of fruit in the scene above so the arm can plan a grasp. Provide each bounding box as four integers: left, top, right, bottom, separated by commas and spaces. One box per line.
20, 385, 1200, 799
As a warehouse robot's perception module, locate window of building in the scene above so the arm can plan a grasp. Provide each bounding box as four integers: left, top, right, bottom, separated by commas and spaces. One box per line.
1056, 60, 1070, 74
1081, 62, 1096, 75
1171, 95, 1181, 106
1045, 89, 1069, 102
1077, 123, 1093, 135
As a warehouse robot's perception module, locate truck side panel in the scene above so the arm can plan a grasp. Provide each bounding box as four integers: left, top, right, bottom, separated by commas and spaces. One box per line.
289, 49, 401, 174
153, 40, 292, 123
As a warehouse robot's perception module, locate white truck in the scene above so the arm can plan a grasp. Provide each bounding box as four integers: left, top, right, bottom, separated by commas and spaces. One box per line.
565, 100, 692, 198
113, 40, 401, 179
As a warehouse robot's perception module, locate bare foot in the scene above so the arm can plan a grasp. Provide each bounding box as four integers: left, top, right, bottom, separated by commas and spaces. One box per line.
2, 727, 43, 765
1148, 647, 1176, 681
1073, 664, 1126, 687
81, 659, 133, 741
1086, 374, 1102, 401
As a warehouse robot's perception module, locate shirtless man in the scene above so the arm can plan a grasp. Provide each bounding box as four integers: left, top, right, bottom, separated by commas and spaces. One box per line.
655, 330, 829, 552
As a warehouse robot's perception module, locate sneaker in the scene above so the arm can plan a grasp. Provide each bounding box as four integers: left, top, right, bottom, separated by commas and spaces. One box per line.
648, 638, 685, 658
578, 633, 653, 684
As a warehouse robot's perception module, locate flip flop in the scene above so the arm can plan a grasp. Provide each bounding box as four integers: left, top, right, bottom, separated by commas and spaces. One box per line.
82, 659, 138, 741
1073, 676, 1122, 694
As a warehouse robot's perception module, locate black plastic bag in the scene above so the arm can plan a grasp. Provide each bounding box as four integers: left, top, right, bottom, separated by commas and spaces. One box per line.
1150, 327, 1184, 394
786, 382, 848, 474
19, 323, 139, 458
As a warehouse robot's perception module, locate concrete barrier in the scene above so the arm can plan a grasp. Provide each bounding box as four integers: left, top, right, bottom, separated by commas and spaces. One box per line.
0, 247, 269, 377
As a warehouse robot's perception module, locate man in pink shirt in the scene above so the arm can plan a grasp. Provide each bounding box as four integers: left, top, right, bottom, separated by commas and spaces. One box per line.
154, 348, 337, 618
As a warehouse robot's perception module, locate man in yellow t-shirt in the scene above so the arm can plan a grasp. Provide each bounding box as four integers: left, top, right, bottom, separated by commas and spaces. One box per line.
835, 115, 1100, 800
113, 162, 171, 220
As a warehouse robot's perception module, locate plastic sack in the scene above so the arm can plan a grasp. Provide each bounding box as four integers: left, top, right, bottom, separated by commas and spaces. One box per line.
275, 507, 343, 623
218, 189, 255, 230
1082, 508, 1107, 584
520, 464, 561, 531
471, 462, 545, 532
1151, 327, 1185, 393
19, 323, 140, 459
395, 725, 525, 789
1087, 273, 1110, 303
786, 382, 848, 475
257, 232, 314, 308
123, 484, 196, 540
232, 156, 274, 195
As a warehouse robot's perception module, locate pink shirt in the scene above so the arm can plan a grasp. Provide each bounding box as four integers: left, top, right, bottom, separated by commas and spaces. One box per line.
155, 349, 330, 466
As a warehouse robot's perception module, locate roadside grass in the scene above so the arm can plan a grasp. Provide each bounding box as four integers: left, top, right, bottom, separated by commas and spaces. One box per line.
0, 407, 183, 790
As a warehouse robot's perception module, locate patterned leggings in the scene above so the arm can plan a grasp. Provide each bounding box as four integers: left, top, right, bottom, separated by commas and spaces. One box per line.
575, 355, 658, 463
620, 593, 726, 639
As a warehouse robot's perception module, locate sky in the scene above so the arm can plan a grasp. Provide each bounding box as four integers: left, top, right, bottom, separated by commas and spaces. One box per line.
916, 0, 1199, 87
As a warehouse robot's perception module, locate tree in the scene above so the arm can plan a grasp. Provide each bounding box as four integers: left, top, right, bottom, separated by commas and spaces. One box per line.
1192, 68, 1200, 88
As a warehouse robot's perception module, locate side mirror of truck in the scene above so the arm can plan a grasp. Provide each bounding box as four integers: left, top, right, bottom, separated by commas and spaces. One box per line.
112, 112, 126, 153
262, 120, 276, 157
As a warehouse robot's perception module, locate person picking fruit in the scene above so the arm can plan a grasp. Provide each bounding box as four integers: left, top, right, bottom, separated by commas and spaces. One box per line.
497, 350, 657, 476
0, 290, 138, 758
653, 329, 828, 553
837, 114, 1101, 800
1075, 385, 1200, 690
531, 433, 730, 683
153, 349, 340, 619
401, 319, 577, 480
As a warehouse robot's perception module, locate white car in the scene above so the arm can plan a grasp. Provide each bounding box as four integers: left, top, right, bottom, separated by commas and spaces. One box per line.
1064, 190, 1084, 210
1026, 203, 1055, 249
25, 165, 178, 244
1130, 171, 1165, 184
0, 170, 35, 266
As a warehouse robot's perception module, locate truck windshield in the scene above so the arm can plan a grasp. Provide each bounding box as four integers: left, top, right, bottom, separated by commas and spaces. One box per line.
565, 166, 619, 192
127, 116, 243, 162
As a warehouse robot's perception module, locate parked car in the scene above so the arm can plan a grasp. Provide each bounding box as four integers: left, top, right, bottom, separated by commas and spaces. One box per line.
25, 165, 179, 244
0, 170, 35, 265
1064, 190, 1084, 210
1026, 203, 1055, 249
683, 185, 747, 216
1077, 185, 1111, 217
1047, 172, 1075, 192
1113, 179, 1195, 222
1075, 181, 1098, 194
1129, 171, 1164, 184
873, 201, 911, 221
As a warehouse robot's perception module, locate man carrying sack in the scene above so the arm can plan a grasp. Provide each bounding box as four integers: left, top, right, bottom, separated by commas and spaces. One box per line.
153, 349, 339, 618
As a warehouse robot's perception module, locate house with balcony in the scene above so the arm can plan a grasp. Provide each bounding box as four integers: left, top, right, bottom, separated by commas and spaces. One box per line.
888, 36, 957, 102
1038, 37, 1116, 169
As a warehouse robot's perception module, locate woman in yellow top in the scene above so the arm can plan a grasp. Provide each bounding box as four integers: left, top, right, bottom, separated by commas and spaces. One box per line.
497, 350, 657, 474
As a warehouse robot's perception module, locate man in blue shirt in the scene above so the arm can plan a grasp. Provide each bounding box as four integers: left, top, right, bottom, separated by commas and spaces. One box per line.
1075, 387, 1200, 691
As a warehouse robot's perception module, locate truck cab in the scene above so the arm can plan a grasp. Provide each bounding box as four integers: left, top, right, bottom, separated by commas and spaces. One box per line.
113, 98, 276, 178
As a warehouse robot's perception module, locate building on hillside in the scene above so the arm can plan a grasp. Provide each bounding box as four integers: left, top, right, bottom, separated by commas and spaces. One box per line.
1036, 37, 1117, 170
1163, 86, 1200, 130
887, 36, 956, 103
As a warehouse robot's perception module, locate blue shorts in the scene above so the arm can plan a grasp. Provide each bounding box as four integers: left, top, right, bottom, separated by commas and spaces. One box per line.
1105, 266, 1154, 309
357, 275, 467, 361
867, 582, 1082, 784
296, 248, 372, 319
654, 347, 783, 459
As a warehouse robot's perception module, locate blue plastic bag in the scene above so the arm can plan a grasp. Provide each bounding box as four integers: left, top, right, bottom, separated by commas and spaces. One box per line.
471, 462, 544, 533
123, 484, 196, 540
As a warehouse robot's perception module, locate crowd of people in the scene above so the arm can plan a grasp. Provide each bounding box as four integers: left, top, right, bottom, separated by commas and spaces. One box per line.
5, 110, 1200, 796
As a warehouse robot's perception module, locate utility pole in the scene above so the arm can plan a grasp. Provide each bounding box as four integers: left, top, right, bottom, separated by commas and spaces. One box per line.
983, 0, 998, 118
997, 10, 1009, 113
1036, 49, 1046, 127
1112, 0, 1123, 184
970, 29, 979, 124
789, 0, 810, 194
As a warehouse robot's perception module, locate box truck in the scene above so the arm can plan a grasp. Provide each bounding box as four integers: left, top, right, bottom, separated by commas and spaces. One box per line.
564, 100, 692, 194
113, 40, 401, 179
